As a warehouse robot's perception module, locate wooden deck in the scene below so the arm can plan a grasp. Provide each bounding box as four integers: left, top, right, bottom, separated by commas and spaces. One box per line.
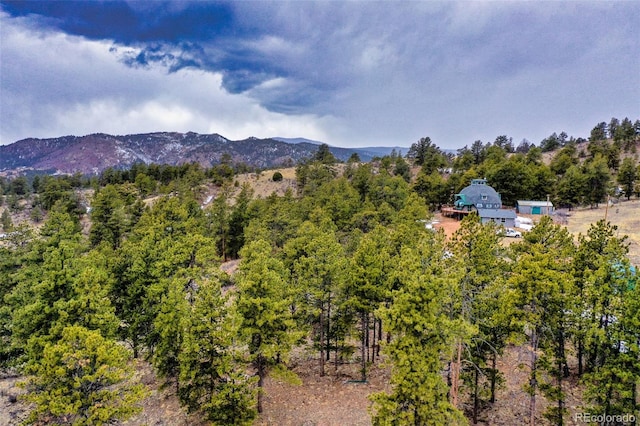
440, 207, 472, 219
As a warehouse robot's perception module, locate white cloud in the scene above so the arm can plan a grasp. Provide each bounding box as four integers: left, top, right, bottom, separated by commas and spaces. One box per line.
0, 12, 331, 145
1, 3, 638, 149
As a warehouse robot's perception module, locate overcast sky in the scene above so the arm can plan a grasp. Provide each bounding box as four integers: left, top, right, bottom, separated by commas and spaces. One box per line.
1, 1, 638, 149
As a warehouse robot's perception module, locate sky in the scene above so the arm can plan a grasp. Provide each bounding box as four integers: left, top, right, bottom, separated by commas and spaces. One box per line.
1, 1, 638, 149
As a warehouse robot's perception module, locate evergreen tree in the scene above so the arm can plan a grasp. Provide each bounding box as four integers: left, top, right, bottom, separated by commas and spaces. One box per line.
305, 177, 360, 231
584, 154, 611, 207
617, 157, 638, 200
407, 136, 447, 174
573, 220, 639, 417
590, 122, 608, 142
1, 208, 12, 232
413, 170, 451, 210
284, 218, 347, 376
227, 183, 254, 259
152, 276, 189, 390
555, 165, 586, 209
9, 210, 87, 363
345, 226, 392, 381
370, 237, 467, 425
243, 191, 302, 249
236, 239, 300, 413
89, 184, 127, 248
508, 216, 575, 426
448, 215, 511, 421
206, 184, 232, 260
179, 278, 256, 425
314, 143, 338, 164
110, 196, 213, 357
22, 326, 146, 426
393, 156, 411, 182
0, 225, 35, 366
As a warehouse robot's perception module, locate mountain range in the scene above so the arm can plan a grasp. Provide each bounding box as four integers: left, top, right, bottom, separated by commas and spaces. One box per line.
0, 132, 408, 175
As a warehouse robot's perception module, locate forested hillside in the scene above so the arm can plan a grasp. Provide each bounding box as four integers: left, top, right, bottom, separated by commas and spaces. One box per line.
1, 118, 639, 425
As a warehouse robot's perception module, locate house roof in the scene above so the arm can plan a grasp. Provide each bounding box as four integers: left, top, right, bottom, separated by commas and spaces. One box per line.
477, 208, 517, 219
457, 179, 502, 207
517, 200, 554, 207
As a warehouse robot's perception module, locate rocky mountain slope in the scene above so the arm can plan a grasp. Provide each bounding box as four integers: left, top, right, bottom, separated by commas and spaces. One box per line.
0, 132, 395, 175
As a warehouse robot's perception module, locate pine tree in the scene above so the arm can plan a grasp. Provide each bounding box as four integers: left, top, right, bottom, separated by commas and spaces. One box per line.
179, 278, 256, 425
508, 216, 575, 426
1, 208, 13, 232
370, 237, 467, 425
573, 220, 628, 375
21, 325, 146, 425
617, 157, 638, 200
344, 226, 392, 381
8, 210, 87, 362
236, 239, 300, 413
284, 218, 347, 376
584, 154, 611, 207
574, 220, 639, 417
152, 276, 189, 390
448, 214, 512, 421
227, 183, 254, 259
89, 184, 127, 248
110, 197, 213, 358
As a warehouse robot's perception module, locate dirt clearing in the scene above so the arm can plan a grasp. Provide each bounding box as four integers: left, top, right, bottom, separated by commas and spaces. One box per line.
563, 199, 640, 265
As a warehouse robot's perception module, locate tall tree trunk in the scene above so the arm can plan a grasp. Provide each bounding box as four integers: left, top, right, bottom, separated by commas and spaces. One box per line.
377, 319, 382, 357
529, 329, 538, 426
361, 312, 367, 382
371, 315, 376, 364
631, 382, 637, 418
334, 328, 339, 374
451, 340, 462, 408
334, 335, 339, 373
557, 360, 564, 426
365, 313, 370, 363
319, 304, 325, 377
577, 337, 584, 376
326, 297, 331, 362
257, 354, 265, 413
447, 361, 452, 400
490, 352, 497, 403
132, 336, 139, 359
473, 366, 480, 424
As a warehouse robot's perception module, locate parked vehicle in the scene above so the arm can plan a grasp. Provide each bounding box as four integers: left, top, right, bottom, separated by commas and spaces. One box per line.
503, 228, 522, 238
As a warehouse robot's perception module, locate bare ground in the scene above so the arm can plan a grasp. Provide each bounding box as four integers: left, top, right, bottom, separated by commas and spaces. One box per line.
562, 199, 640, 266
0, 345, 593, 426
256, 357, 390, 426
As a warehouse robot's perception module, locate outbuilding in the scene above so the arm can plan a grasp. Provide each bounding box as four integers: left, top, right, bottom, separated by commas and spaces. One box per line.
477, 208, 517, 228
516, 200, 554, 215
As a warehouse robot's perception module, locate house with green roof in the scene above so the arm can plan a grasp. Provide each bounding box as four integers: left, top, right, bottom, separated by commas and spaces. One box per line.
453, 179, 516, 227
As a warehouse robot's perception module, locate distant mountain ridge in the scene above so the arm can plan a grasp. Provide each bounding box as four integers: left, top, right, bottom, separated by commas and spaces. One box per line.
272, 137, 323, 145
0, 132, 406, 175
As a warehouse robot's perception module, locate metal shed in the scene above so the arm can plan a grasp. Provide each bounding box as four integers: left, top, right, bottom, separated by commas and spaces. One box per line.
516, 200, 554, 215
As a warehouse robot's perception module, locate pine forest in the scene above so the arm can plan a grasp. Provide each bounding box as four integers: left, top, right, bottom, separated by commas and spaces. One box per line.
1, 117, 640, 425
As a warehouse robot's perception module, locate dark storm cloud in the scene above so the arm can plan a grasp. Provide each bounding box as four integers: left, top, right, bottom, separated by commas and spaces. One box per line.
1, 1, 638, 147
1, 1, 234, 43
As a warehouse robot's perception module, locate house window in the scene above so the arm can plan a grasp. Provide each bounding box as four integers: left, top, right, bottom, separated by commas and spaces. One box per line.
477, 203, 483, 208
501, 218, 506, 223
482, 195, 488, 200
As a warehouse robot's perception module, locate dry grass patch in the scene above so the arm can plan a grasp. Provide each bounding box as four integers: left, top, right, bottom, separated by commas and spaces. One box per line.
563, 199, 640, 266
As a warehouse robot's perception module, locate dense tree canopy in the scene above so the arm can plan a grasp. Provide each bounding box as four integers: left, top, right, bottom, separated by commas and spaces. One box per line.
0, 115, 638, 425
